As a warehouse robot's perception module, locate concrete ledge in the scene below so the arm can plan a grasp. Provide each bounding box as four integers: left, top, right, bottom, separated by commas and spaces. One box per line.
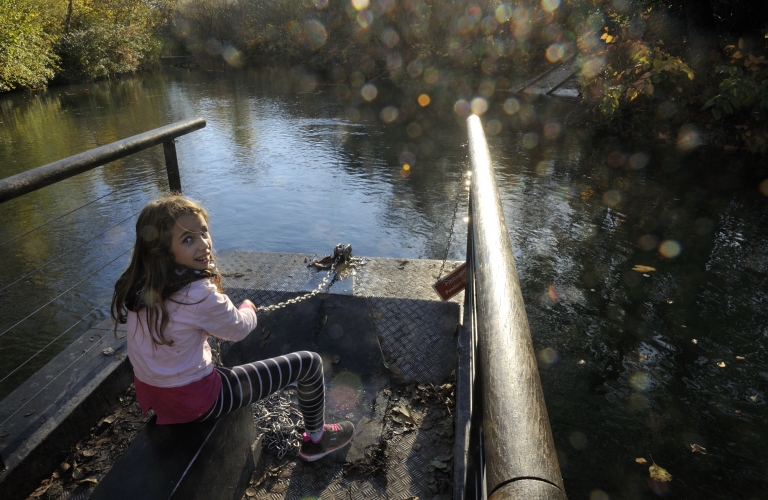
89, 405, 257, 500
0, 320, 132, 500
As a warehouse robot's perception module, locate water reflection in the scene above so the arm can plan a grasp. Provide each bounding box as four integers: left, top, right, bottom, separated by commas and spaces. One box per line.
0, 68, 767, 498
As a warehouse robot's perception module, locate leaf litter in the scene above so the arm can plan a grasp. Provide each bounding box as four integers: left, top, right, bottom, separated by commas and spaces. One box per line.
24, 384, 151, 500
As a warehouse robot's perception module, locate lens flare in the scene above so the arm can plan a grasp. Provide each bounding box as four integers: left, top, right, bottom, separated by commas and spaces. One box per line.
470, 97, 488, 115
629, 371, 651, 391
759, 179, 768, 196
637, 234, 660, 251
386, 52, 402, 70
627, 152, 649, 169
536, 161, 555, 177
543, 121, 561, 139
357, 9, 373, 27
380, 28, 399, 48
486, 119, 501, 135
495, 3, 512, 23
569, 431, 587, 450
407, 122, 422, 138
602, 189, 623, 207
351, 0, 369, 10
361, 83, 378, 101
380, 106, 399, 123
454, 99, 470, 116
677, 124, 702, 151
424, 67, 439, 84
222, 46, 243, 68
503, 97, 520, 114
659, 239, 682, 258
303, 19, 328, 50
545, 43, 565, 63
541, 0, 561, 12
538, 347, 558, 365
522, 132, 539, 149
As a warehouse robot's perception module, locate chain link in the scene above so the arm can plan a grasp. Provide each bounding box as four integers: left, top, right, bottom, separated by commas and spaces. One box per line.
252, 389, 304, 459
257, 258, 339, 314
437, 170, 470, 279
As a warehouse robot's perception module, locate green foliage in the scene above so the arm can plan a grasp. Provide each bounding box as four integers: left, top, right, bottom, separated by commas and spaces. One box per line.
702, 49, 768, 122
57, 0, 172, 82
0, 0, 60, 91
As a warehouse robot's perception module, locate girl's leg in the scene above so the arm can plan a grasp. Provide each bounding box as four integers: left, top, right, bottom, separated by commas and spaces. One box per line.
197, 350, 325, 437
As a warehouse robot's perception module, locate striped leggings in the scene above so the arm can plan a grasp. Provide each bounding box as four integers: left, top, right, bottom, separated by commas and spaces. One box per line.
195, 350, 325, 433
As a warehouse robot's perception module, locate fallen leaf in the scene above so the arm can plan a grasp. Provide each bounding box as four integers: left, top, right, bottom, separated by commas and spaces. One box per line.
736, 356, 745, 360
735, 409, 742, 414
81, 449, 97, 457
24, 411, 35, 417
632, 265, 656, 272
717, 362, 726, 368
750, 395, 757, 402
649, 462, 673, 482
77, 477, 99, 486
636, 457, 647, 463
690, 444, 707, 454
102, 348, 115, 356
667, 299, 674, 304
692, 339, 698, 344
638, 353, 648, 361
578, 359, 586, 365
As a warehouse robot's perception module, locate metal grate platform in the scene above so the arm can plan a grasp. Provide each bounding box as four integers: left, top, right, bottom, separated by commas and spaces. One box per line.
216, 251, 462, 499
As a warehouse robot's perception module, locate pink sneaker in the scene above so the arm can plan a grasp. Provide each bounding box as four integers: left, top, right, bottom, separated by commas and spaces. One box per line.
298, 421, 355, 461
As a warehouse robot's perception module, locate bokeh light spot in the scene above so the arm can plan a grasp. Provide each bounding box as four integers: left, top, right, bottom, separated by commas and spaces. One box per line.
417, 93, 431, 107
589, 490, 610, 500
407, 59, 423, 78
486, 119, 501, 136
538, 347, 558, 365
628, 152, 649, 169
522, 132, 539, 149
329, 371, 362, 413
424, 67, 439, 84
602, 189, 624, 207
677, 124, 703, 151
357, 9, 373, 28
360, 83, 378, 101
221, 45, 243, 68
399, 151, 415, 166
495, 3, 512, 23
543, 121, 561, 139
454, 99, 470, 116
545, 43, 565, 63
569, 431, 588, 450
380, 106, 399, 123
407, 122, 422, 138
503, 97, 520, 114
403, 163, 410, 171
345, 107, 360, 122
302, 20, 328, 50
629, 393, 649, 410
470, 97, 488, 115
351, 0, 369, 11
637, 234, 660, 251
659, 239, 682, 258
759, 179, 768, 196
380, 27, 399, 48
629, 371, 652, 391
541, 0, 561, 12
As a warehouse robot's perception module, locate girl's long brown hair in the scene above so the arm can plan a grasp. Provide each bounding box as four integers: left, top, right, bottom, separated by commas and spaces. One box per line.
111, 196, 222, 346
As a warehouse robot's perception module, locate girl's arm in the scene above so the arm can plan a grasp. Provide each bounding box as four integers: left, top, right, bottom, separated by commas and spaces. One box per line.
194, 282, 258, 341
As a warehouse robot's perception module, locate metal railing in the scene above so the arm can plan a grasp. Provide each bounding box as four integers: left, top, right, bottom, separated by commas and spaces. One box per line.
456, 115, 566, 499
0, 117, 206, 203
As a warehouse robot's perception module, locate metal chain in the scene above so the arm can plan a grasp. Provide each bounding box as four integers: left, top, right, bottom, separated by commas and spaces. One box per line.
437, 170, 470, 279
252, 389, 304, 459
257, 258, 339, 314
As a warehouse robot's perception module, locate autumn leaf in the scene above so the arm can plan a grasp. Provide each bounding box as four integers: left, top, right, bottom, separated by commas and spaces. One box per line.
690, 444, 707, 454
636, 457, 647, 463
649, 461, 673, 482
736, 356, 745, 360
717, 361, 726, 368
632, 265, 656, 272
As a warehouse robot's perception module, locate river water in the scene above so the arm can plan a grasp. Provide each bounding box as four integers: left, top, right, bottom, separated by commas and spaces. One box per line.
1, 68, 766, 499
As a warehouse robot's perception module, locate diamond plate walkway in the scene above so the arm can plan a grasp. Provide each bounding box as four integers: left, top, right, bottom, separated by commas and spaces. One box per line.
218, 251, 464, 499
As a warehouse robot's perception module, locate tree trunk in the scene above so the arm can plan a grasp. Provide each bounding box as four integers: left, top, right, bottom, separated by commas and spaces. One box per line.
65, 0, 73, 34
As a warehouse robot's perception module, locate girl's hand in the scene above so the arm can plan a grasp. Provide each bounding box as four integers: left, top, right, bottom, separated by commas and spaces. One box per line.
238, 299, 256, 313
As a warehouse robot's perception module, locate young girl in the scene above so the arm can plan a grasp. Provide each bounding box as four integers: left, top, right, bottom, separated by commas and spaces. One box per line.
111, 195, 353, 461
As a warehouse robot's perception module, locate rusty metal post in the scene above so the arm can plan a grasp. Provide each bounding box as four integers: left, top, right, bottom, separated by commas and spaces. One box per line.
163, 140, 182, 193
466, 114, 566, 499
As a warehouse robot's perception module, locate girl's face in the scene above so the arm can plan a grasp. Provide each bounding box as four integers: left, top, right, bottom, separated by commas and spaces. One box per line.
169, 213, 212, 271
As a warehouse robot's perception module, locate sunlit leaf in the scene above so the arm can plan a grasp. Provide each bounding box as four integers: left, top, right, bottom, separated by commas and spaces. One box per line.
717, 361, 726, 368
649, 462, 673, 482
636, 457, 647, 463
601, 33, 608, 40
750, 395, 758, 401
632, 265, 656, 272
692, 339, 698, 344
690, 444, 707, 454
736, 356, 745, 360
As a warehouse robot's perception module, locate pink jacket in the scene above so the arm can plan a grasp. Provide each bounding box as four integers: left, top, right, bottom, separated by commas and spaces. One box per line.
127, 279, 258, 388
